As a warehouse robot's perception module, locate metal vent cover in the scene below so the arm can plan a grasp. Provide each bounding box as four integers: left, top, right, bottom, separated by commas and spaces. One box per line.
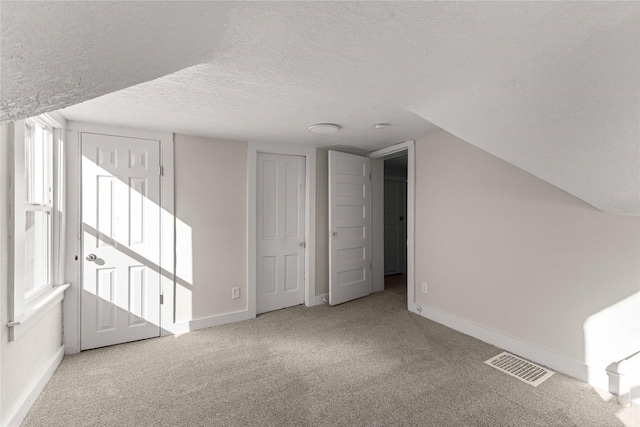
485, 352, 554, 387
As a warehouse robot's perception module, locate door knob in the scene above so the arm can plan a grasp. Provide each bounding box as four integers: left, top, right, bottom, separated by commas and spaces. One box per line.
299, 241, 306, 249
86, 254, 97, 262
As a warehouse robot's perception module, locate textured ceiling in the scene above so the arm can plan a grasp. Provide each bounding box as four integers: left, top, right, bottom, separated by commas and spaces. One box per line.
1, 2, 638, 214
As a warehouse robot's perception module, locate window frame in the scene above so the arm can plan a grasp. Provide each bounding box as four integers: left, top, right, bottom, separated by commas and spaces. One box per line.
8, 113, 69, 341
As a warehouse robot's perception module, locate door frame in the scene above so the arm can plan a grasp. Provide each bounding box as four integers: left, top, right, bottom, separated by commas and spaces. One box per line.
63, 121, 174, 354
248, 143, 316, 318
368, 140, 417, 313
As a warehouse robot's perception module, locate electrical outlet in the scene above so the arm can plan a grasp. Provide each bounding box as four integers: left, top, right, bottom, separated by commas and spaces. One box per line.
232, 287, 240, 299
422, 282, 428, 293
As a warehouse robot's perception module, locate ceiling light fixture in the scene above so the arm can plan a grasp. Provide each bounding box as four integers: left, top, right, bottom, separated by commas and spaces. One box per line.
308, 123, 340, 134
374, 123, 391, 130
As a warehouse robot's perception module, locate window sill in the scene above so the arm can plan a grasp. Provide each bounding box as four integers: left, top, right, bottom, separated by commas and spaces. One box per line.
7, 284, 70, 341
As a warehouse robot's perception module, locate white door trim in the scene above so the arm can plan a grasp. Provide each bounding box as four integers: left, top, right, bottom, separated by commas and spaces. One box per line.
368, 140, 417, 313
63, 121, 174, 354
248, 143, 316, 318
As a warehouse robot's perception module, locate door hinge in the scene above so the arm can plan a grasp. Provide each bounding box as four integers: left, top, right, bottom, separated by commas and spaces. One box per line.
160, 165, 164, 177
369, 173, 372, 180
160, 294, 164, 305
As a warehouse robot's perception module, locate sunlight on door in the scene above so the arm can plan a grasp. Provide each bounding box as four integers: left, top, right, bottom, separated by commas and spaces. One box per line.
81, 133, 192, 349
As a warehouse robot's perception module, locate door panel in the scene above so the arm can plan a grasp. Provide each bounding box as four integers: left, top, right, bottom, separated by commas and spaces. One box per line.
256, 153, 306, 314
384, 179, 407, 275
329, 151, 371, 305
81, 133, 161, 350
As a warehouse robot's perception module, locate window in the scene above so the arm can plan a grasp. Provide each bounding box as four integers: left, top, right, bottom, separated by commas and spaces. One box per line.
24, 118, 53, 299
7, 113, 68, 340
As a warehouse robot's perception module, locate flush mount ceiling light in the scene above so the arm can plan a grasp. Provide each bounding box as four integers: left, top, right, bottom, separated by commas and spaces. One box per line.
308, 123, 340, 134
374, 123, 391, 130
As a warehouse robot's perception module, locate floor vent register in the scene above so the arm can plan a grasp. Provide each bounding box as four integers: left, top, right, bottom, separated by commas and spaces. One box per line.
485, 352, 554, 387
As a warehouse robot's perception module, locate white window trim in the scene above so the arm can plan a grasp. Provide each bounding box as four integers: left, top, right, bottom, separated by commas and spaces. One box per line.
8, 283, 70, 340
8, 113, 68, 341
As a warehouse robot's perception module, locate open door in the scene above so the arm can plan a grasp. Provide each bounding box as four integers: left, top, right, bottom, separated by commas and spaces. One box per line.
329, 151, 371, 305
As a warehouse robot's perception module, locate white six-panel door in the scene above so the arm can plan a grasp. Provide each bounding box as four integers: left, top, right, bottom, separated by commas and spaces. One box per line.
81, 132, 161, 350
329, 151, 371, 305
256, 153, 306, 314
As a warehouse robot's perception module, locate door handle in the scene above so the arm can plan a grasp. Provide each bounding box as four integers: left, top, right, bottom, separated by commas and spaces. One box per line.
299, 241, 306, 249
86, 254, 97, 262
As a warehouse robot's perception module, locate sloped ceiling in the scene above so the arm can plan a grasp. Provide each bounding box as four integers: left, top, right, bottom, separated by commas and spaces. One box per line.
1, 2, 638, 214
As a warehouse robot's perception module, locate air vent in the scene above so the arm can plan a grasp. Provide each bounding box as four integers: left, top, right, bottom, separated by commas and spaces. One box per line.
485, 352, 554, 387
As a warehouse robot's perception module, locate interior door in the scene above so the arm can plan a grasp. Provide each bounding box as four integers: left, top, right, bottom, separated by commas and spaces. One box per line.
384, 179, 407, 275
256, 153, 306, 314
329, 151, 371, 305
81, 132, 161, 350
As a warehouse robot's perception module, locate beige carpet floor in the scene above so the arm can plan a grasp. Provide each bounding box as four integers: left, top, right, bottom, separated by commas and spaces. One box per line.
22, 275, 640, 426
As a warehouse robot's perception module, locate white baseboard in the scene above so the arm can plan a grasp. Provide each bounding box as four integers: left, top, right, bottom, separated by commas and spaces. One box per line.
7, 345, 65, 427
414, 305, 640, 405
172, 310, 253, 334
312, 294, 328, 306
413, 304, 596, 388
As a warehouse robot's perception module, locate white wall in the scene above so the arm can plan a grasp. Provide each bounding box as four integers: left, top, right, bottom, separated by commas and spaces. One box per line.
1, 123, 8, 424
0, 123, 65, 426
414, 130, 640, 388
0, 308, 62, 427
0, 124, 7, 424
174, 134, 248, 323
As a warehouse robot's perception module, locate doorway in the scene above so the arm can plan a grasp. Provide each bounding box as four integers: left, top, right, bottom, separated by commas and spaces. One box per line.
368, 140, 417, 313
